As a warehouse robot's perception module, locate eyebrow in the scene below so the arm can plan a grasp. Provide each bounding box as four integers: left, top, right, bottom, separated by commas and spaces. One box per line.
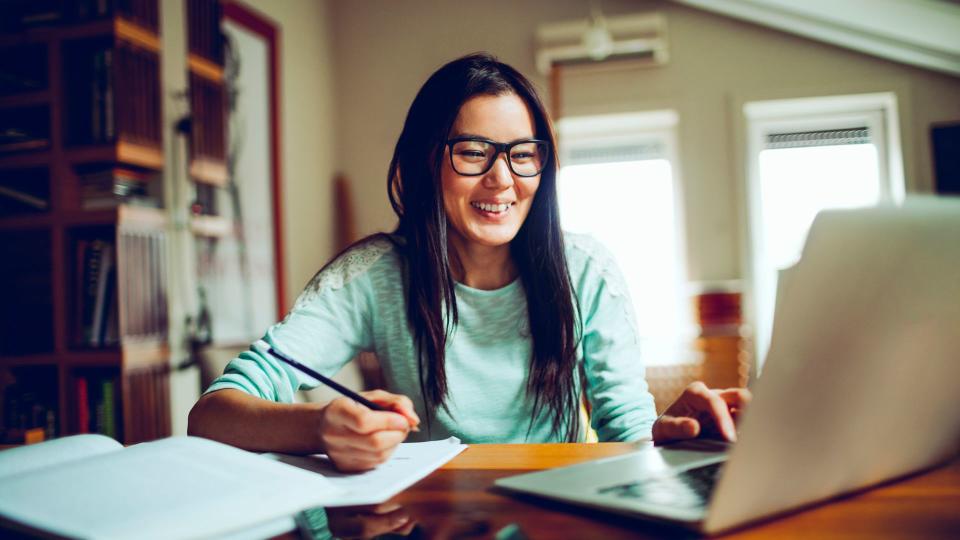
451, 132, 538, 143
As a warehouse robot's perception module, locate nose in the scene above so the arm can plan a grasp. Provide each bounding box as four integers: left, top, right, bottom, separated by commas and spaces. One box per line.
483, 152, 514, 189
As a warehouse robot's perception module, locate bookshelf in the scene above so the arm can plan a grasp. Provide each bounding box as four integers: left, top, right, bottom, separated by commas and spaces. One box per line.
0, 0, 170, 445
186, 0, 231, 238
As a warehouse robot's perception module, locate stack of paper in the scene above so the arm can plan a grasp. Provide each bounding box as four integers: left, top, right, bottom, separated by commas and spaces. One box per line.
0, 434, 466, 539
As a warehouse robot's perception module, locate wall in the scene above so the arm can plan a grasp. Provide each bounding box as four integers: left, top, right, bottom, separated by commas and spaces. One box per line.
241, 0, 338, 310
329, 0, 960, 282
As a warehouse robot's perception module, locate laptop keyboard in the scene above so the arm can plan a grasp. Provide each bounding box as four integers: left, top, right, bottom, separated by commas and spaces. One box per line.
596, 462, 724, 509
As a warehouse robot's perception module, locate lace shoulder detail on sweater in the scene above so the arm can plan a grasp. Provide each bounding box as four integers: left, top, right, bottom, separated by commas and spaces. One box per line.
292, 236, 394, 311
565, 232, 640, 345
564, 232, 630, 300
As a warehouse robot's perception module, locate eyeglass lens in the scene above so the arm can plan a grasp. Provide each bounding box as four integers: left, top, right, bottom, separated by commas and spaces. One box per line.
450, 140, 548, 177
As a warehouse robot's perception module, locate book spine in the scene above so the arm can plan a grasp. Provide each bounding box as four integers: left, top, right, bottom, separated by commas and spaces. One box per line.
81, 240, 104, 346
101, 378, 115, 439
89, 242, 113, 347
0, 184, 49, 209
98, 262, 117, 346
76, 376, 90, 434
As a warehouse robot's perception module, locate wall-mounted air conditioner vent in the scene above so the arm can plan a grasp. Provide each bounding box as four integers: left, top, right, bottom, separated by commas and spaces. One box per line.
535, 12, 669, 74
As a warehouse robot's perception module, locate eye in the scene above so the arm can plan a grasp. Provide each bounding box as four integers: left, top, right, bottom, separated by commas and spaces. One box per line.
511, 143, 539, 162
452, 141, 491, 162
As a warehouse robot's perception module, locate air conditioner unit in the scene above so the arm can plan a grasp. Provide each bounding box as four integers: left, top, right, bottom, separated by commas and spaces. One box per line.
535, 12, 669, 75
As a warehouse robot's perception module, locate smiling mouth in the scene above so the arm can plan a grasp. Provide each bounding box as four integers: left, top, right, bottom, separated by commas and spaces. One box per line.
470, 201, 515, 214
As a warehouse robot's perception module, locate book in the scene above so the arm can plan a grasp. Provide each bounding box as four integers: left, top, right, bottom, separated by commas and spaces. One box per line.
0, 434, 467, 540
0, 184, 48, 210
0, 368, 58, 444
77, 239, 114, 347
75, 376, 89, 434
78, 165, 155, 209
88, 243, 113, 347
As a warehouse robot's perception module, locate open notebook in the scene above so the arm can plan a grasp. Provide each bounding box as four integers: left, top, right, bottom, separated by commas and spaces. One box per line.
0, 434, 466, 540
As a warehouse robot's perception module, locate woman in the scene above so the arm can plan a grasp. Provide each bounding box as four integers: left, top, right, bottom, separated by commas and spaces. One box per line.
188, 53, 749, 472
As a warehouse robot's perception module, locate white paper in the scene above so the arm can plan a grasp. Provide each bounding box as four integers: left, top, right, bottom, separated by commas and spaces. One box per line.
0, 436, 342, 540
267, 436, 468, 506
0, 433, 122, 479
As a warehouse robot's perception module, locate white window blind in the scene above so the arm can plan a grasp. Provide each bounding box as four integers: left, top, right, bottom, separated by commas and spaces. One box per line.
765, 127, 870, 149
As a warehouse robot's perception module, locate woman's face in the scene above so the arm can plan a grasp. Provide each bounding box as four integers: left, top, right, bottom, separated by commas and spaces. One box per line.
441, 93, 542, 250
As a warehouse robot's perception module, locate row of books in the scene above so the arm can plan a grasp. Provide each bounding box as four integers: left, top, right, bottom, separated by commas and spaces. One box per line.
187, 0, 224, 65
78, 165, 160, 209
0, 166, 160, 215
64, 40, 161, 147
74, 238, 119, 348
0, 106, 50, 154
0, 0, 159, 33
189, 73, 227, 162
119, 229, 168, 339
0, 367, 58, 444
74, 371, 119, 438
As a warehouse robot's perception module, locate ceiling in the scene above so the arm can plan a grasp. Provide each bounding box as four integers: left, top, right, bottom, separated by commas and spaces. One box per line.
673, 0, 960, 77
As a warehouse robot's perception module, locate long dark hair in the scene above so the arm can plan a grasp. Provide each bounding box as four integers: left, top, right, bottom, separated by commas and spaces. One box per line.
387, 52, 582, 441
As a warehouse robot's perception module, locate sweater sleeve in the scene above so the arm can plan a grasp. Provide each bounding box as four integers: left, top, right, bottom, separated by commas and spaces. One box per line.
571, 235, 657, 442
204, 240, 391, 403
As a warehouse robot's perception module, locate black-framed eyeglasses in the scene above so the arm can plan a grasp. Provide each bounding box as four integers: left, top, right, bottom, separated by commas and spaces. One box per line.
446, 137, 551, 177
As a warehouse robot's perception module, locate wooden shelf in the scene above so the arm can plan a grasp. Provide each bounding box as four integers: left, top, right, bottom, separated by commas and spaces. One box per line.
0, 213, 52, 229
118, 205, 167, 229
0, 18, 159, 51
0, 343, 168, 370
58, 350, 123, 366
0, 151, 51, 169
114, 18, 160, 53
120, 339, 169, 370
0, 140, 51, 156
65, 140, 164, 171
189, 214, 232, 238
0, 207, 166, 229
189, 157, 228, 186
188, 53, 224, 84
0, 91, 51, 108
0, 353, 58, 367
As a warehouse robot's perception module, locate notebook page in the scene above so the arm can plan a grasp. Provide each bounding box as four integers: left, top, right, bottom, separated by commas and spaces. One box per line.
267, 436, 468, 506
0, 436, 344, 540
0, 434, 122, 479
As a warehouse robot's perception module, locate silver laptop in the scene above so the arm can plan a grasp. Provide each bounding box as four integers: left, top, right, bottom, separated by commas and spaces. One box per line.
495, 196, 960, 535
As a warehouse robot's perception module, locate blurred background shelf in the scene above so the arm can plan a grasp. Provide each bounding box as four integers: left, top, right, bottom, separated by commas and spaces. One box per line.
0, 0, 170, 446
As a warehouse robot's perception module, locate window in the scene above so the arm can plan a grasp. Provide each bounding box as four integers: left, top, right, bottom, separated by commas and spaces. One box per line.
744, 93, 904, 371
557, 111, 692, 365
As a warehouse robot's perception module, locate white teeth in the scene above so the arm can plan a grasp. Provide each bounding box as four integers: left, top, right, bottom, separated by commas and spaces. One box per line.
471, 202, 513, 213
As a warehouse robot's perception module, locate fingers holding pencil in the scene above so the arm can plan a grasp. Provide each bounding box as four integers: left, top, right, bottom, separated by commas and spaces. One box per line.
361, 389, 421, 431
265, 348, 422, 470
319, 390, 420, 472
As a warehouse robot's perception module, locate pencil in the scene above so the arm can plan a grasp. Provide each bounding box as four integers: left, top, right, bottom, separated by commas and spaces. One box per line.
267, 347, 387, 411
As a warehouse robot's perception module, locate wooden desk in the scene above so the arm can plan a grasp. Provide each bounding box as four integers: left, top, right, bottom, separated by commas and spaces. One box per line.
316, 443, 960, 539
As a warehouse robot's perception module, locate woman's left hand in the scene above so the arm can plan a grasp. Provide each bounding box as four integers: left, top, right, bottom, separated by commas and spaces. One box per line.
652, 381, 752, 444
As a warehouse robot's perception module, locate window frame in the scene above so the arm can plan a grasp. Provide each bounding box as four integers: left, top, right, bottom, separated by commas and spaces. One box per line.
557, 110, 696, 365
743, 92, 905, 373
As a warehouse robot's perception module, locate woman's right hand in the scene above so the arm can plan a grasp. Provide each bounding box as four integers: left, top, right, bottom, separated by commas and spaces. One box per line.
317, 389, 420, 472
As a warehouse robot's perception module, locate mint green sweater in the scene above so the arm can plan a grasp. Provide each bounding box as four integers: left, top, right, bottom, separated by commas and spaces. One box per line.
206, 233, 656, 443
